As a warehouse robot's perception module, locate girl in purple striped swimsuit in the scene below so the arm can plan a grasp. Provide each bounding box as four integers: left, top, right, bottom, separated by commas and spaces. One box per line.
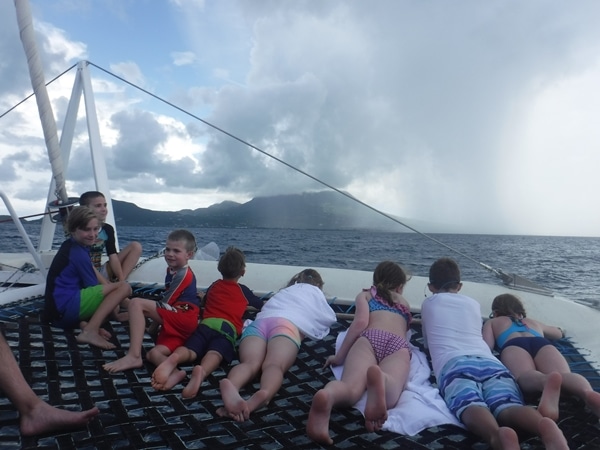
307, 261, 412, 446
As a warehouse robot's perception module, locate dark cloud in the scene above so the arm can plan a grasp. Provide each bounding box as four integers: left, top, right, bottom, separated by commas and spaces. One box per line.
3, 1, 600, 235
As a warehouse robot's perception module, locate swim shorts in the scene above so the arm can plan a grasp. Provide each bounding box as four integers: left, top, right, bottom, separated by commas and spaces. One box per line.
241, 317, 302, 348
184, 322, 236, 364
439, 355, 523, 420
79, 284, 105, 321
156, 304, 200, 352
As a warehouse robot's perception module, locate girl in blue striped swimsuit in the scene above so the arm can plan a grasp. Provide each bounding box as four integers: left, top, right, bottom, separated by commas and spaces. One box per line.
483, 293, 600, 421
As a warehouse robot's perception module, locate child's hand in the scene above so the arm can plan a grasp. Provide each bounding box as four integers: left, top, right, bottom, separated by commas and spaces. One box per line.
323, 355, 338, 369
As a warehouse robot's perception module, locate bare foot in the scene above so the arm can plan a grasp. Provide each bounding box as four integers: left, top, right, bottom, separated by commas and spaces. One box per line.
76, 330, 116, 349
585, 389, 600, 419
538, 417, 568, 450
489, 427, 520, 450
20, 401, 99, 436
306, 389, 334, 445
151, 354, 186, 391
220, 379, 249, 422
216, 406, 229, 418
245, 389, 271, 417
538, 372, 562, 421
103, 354, 143, 373
80, 321, 112, 340
182, 365, 205, 399
364, 365, 388, 432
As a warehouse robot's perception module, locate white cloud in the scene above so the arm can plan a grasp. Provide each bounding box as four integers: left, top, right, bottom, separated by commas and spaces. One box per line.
3, 0, 600, 237
171, 51, 196, 66
109, 61, 145, 87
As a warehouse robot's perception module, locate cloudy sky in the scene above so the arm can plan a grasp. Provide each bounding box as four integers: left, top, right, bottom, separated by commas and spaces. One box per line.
1, 0, 600, 237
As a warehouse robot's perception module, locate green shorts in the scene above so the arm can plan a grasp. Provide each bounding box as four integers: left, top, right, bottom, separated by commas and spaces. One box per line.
79, 284, 105, 321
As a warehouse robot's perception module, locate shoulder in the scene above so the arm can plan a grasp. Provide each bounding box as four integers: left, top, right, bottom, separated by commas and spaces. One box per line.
391, 291, 410, 308
355, 290, 370, 303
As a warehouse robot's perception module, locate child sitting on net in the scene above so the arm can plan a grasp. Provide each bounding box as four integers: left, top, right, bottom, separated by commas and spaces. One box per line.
103, 229, 200, 373
217, 268, 336, 422
150, 246, 263, 397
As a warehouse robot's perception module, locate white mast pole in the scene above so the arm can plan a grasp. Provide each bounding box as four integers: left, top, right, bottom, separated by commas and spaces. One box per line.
14, 0, 70, 224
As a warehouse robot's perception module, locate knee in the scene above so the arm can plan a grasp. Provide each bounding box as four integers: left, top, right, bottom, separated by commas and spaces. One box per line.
129, 297, 144, 311
130, 241, 143, 255
115, 280, 132, 295
261, 361, 285, 375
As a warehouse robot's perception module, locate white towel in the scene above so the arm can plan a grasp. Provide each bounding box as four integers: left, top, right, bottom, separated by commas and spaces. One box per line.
330, 330, 464, 435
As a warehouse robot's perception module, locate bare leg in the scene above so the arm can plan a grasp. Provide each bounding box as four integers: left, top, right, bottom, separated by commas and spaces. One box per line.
462, 405, 520, 450
242, 337, 299, 418
118, 242, 143, 280
182, 365, 205, 399
103, 298, 156, 373
77, 281, 131, 349
181, 351, 223, 398
364, 365, 388, 432
0, 333, 100, 436
219, 378, 249, 422
538, 417, 569, 450
307, 389, 335, 445
585, 389, 600, 418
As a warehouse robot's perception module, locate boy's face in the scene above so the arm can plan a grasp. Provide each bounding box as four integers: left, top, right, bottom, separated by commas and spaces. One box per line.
72, 218, 100, 247
86, 196, 108, 222
164, 239, 193, 270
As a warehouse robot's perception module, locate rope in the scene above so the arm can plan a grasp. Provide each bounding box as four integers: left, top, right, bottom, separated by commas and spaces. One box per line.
86, 61, 505, 277
0, 263, 38, 293
131, 249, 165, 273
1, 60, 539, 286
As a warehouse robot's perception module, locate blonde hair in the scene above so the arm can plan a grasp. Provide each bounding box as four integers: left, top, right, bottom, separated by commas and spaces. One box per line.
67, 206, 98, 234
166, 229, 197, 253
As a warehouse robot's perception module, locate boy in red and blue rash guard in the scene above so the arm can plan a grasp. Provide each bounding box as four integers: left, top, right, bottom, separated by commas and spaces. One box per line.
103, 229, 200, 374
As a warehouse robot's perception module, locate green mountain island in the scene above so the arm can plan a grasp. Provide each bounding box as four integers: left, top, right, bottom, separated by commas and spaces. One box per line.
111, 191, 440, 232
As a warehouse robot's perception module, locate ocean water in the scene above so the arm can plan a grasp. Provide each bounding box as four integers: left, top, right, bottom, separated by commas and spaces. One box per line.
2, 222, 598, 309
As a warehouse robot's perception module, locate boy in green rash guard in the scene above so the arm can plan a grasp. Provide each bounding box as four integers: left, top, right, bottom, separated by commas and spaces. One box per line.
150, 247, 263, 397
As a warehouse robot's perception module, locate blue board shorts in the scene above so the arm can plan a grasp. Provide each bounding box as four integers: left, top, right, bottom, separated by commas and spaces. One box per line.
439, 355, 524, 420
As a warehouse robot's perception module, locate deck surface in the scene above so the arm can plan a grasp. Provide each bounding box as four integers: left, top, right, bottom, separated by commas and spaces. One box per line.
0, 297, 599, 450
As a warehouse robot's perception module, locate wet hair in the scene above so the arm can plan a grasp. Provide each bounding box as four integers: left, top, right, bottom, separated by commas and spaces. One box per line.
217, 246, 246, 279
79, 191, 105, 206
372, 261, 409, 306
286, 268, 324, 289
491, 293, 527, 319
429, 257, 461, 291
67, 206, 98, 234
166, 229, 197, 253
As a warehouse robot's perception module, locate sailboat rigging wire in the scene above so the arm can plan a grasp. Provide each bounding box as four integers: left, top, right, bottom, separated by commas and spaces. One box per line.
0, 64, 77, 120
0, 59, 510, 278
86, 62, 500, 273
0, 211, 53, 224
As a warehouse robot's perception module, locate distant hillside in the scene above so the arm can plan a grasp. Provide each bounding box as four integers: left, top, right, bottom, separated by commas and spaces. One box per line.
111, 191, 418, 231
